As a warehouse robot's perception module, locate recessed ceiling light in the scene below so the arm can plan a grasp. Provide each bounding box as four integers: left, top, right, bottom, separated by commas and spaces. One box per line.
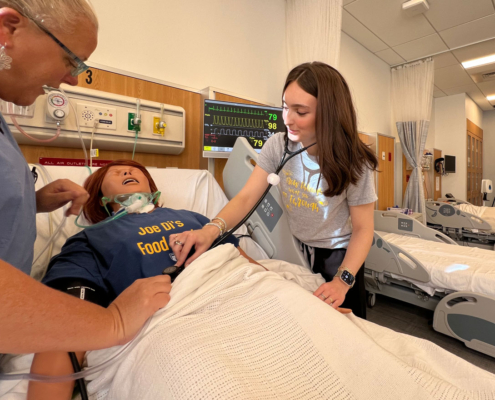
487, 95, 495, 101
462, 55, 495, 69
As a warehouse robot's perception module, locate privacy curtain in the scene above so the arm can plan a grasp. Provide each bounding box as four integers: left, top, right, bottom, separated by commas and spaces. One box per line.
286, 0, 343, 69
391, 58, 434, 224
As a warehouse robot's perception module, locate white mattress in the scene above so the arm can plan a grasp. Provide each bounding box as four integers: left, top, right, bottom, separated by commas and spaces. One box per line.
456, 203, 495, 229
377, 231, 495, 296
30, 165, 268, 280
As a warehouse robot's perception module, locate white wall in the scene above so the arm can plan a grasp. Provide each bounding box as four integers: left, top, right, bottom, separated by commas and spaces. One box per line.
339, 33, 392, 137
434, 93, 466, 198
483, 110, 495, 204
466, 96, 483, 129
90, 0, 287, 105
425, 101, 435, 151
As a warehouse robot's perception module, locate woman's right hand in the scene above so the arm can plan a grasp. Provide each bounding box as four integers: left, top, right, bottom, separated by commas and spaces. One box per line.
170, 225, 220, 267
107, 275, 172, 346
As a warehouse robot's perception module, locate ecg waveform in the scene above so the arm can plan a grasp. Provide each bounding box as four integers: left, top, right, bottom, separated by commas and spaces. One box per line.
208, 105, 265, 116
212, 115, 265, 129
211, 128, 264, 137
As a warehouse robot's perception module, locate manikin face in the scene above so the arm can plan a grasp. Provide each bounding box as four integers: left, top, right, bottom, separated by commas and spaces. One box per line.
282, 81, 317, 152
0, 9, 98, 105
101, 166, 152, 212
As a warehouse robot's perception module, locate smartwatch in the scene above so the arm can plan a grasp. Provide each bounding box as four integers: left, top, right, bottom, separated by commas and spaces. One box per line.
335, 266, 355, 288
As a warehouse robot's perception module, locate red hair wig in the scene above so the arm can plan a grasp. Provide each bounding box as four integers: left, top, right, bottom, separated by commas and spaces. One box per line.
83, 160, 159, 224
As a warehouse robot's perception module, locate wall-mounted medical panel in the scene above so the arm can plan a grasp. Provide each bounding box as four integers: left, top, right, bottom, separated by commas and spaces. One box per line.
9, 86, 185, 155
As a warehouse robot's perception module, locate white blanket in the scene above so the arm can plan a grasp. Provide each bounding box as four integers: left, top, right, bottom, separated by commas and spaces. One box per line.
378, 231, 495, 296
456, 203, 495, 229
2, 246, 495, 399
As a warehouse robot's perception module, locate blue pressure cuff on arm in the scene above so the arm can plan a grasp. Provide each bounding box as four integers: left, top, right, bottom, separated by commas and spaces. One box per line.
46, 277, 110, 308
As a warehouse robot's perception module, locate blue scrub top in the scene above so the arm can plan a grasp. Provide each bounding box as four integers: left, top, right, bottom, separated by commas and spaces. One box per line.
0, 113, 36, 275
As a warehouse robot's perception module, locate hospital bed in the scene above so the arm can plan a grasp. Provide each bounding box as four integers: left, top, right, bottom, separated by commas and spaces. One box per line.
3, 159, 495, 399
366, 211, 495, 358
425, 199, 495, 250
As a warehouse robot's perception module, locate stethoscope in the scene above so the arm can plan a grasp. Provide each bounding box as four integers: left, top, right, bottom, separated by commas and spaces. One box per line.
163, 135, 317, 281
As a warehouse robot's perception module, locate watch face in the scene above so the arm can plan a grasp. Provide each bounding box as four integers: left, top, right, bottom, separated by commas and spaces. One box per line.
340, 270, 355, 285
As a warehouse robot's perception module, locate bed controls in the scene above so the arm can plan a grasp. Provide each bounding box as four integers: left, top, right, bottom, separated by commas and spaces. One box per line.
255, 192, 283, 232
398, 218, 413, 232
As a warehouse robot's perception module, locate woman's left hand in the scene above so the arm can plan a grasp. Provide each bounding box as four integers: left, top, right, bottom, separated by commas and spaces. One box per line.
313, 279, 350, 309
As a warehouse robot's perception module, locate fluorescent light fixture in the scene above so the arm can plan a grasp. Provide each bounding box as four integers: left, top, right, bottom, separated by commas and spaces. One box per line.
462, 54, 495, 69
487, 95, 495, 102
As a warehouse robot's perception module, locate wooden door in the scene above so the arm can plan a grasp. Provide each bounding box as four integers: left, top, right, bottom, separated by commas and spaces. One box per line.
377, 135, 395, 210
467, 119, 483, 205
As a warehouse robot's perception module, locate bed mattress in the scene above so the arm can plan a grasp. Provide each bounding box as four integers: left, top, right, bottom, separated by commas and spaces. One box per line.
376, 231, 495, 296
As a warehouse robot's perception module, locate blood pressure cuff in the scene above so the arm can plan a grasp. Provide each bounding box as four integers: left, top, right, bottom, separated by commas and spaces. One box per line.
46, 277, 110, 308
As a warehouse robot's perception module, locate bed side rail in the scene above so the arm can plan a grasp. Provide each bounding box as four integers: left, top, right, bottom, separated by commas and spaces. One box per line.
433, 291, 495, 357
223, 138, 309, 268
366, 231, 430, 283
374, 211, 457, 245
425, 201, 492, 231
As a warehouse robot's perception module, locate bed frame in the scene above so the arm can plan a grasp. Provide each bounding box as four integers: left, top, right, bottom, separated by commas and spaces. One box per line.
367, 211, 495, 357
425, 200, 495, 250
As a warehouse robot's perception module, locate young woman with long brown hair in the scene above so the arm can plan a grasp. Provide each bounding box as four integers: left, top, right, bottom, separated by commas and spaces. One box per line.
171, 62, 378, 318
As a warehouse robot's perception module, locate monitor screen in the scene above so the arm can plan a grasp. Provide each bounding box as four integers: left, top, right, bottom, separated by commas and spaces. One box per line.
203, 99, 283, 158
445, 155, 456, 173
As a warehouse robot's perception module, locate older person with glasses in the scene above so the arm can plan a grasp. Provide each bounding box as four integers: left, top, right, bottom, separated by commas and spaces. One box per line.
0, 0, 172, 355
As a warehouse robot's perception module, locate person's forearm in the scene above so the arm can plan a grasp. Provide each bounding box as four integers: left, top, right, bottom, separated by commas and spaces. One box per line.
28, 351, 85, 400
213, 192, 259, 233
0, 260, 117, 353
341, 227, 374, 275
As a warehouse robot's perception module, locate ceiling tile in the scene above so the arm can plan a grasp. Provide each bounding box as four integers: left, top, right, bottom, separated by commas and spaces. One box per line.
432, 52, 459, 69
374, 48, 405, 65
440, 14, 495, 49
477, 79, 495, 95
345, 0, 435, 47
341, 10, 389, 53
393, 34, 449, 61
434, 64, 475, 90
425, 0, 494, 32
452, 38, 495, 63
467, 87, 494, 110
443, 84, 483, 97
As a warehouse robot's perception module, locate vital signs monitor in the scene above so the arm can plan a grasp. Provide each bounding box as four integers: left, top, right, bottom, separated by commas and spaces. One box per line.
203, 99, 283, 158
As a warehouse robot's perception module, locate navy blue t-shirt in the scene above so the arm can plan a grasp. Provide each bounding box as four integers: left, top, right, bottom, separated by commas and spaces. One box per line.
43, 207, 238, 302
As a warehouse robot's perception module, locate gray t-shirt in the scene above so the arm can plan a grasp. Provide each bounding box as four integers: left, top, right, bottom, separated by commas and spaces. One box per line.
257, 132, 377, 249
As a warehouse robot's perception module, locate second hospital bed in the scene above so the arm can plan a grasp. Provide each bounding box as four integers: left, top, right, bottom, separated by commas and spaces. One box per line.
366, 211, 495, 358
425, 199, 495, 249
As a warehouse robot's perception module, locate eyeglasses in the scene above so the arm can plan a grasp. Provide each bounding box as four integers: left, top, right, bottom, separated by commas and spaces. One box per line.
28, 17, 89, 77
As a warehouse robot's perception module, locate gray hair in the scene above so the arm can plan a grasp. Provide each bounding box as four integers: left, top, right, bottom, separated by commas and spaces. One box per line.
0, 0, 98, 31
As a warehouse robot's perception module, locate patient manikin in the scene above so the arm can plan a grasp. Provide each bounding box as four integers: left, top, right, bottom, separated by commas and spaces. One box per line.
27, 160, 256, 400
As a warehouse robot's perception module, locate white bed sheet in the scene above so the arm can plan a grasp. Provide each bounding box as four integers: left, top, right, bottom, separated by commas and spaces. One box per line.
2, 246, 495, 399
31, 166, 268, 280
456, 203, 495, 229
377, 231, 495, 296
